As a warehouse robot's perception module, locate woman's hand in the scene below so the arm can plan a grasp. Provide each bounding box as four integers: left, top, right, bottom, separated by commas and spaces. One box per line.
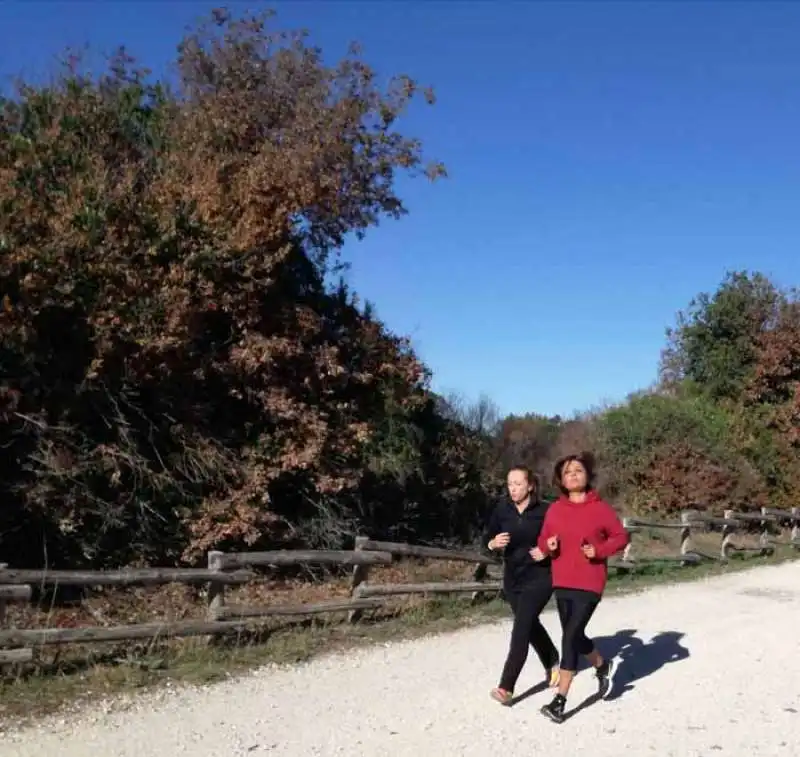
581, 542, 597, 559
529, 547, 546, 562
546, 535, 559, 552
490, 532, 510, 551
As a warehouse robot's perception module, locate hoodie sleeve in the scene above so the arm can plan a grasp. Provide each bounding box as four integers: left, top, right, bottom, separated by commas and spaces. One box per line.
537, 504, 556, 554
482, 503, 502, 550
593, 502, 630, 559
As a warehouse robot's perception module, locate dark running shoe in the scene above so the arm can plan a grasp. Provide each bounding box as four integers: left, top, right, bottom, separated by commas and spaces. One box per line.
596, 658, 616, 699
540, 693, 566, 724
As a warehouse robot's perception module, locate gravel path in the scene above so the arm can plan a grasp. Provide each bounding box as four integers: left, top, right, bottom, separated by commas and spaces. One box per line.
2, 562, 799, 757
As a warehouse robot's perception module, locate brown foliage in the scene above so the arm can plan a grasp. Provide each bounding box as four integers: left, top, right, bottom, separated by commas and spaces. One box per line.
549, 419, 597, 468
620, 441, 767, 515
747, 302, 800, 447
0, 8, 450, 566
492, 414, 597, 497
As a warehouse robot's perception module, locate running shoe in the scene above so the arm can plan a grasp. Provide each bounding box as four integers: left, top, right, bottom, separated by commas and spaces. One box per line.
489, 687, 513, 706
596, 658, 616, 699
540, 693, 566, 724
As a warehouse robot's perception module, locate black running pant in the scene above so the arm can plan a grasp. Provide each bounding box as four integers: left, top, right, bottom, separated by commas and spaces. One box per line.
555, 588, 601, 672
499, 581, 559, 692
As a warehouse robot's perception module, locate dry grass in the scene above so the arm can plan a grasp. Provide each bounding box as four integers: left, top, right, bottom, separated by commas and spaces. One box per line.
0, 525, 795, 727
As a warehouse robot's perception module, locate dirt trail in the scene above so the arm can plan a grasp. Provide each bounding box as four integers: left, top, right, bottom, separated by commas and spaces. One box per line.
2, 562, 799, 756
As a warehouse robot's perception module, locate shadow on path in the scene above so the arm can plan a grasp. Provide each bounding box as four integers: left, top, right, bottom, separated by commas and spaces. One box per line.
509, 680, 549, 707
562, 628, 690, 720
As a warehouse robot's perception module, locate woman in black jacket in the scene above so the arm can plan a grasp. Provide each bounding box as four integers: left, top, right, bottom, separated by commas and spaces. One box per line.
484, 465, 559, 705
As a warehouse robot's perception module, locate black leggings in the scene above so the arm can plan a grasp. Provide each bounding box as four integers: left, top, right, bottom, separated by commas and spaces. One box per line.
555, 588, 601, 672
499, 582, 559, 692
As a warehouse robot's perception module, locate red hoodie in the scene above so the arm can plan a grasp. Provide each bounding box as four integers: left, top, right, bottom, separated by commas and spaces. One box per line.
537, 490, 629, 596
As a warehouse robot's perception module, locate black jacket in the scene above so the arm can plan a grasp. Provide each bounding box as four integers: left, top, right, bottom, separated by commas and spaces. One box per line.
483, 497, 552, 592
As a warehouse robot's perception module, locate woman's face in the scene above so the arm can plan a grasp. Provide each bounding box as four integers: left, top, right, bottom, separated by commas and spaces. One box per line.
561, 460, 588, 492
507, 469, 533, 504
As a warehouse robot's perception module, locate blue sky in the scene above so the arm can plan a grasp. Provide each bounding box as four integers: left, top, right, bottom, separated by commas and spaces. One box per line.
2, 1, 799, 418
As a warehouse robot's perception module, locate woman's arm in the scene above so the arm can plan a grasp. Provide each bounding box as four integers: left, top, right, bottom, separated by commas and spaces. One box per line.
537, 506, 556, 554
482, 504, 502, 550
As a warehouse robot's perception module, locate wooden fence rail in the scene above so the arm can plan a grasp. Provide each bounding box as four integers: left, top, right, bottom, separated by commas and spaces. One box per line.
0, 568, 257, 587
218, 549, 394, 570
355, 540, 494, 564
0, 506, 797, 663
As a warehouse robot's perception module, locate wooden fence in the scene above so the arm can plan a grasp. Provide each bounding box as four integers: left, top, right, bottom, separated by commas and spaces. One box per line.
0, 506, 797, 664
621, 506, 800, 566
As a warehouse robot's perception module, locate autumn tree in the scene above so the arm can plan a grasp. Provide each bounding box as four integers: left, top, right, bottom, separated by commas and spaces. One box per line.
655, 270, 800, 508
595, 386, 769, 513
495, 413, 559, 466
741, 300, 800, 503
0, 8, 465, 567
747, 300, 800, 425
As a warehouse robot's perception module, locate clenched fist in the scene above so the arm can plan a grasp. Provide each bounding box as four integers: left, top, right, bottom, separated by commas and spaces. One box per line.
490, 532, 510, 550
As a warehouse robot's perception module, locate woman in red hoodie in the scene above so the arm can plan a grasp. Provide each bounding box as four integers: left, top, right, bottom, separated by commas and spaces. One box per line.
534, 452, 629, 724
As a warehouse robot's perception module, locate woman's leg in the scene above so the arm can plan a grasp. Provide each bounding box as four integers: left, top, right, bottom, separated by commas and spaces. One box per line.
490, 591, 522, 703
557, 591, 599, 691
497, 583, 557, 695
525, 583, 559, 676
540, 590, 600, 723
569, 613, 616, 695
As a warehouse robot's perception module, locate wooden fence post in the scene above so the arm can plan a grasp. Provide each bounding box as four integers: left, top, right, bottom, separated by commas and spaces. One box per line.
721, 510, 736, 560
469, 562, 488, 604
758, 507, 777, 557
680, 511, 694, 564
621, 518, 634, 563
348, 537, 370, 623
206, 551, 225, 642
0, 563, 7, 630
759, 506, 773, 555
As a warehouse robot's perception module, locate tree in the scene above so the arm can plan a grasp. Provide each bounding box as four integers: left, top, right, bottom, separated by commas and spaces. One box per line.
657, 271, 800, 507
659, 271, 785, 402
439, 392, 501, 436
742, 301, 800, 501
595, 391, 766, 513
0, 8, 446, 566
747, 301, 800, 416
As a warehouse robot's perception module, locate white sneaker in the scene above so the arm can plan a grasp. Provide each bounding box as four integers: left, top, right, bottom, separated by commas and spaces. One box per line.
596, 658, 616, 699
